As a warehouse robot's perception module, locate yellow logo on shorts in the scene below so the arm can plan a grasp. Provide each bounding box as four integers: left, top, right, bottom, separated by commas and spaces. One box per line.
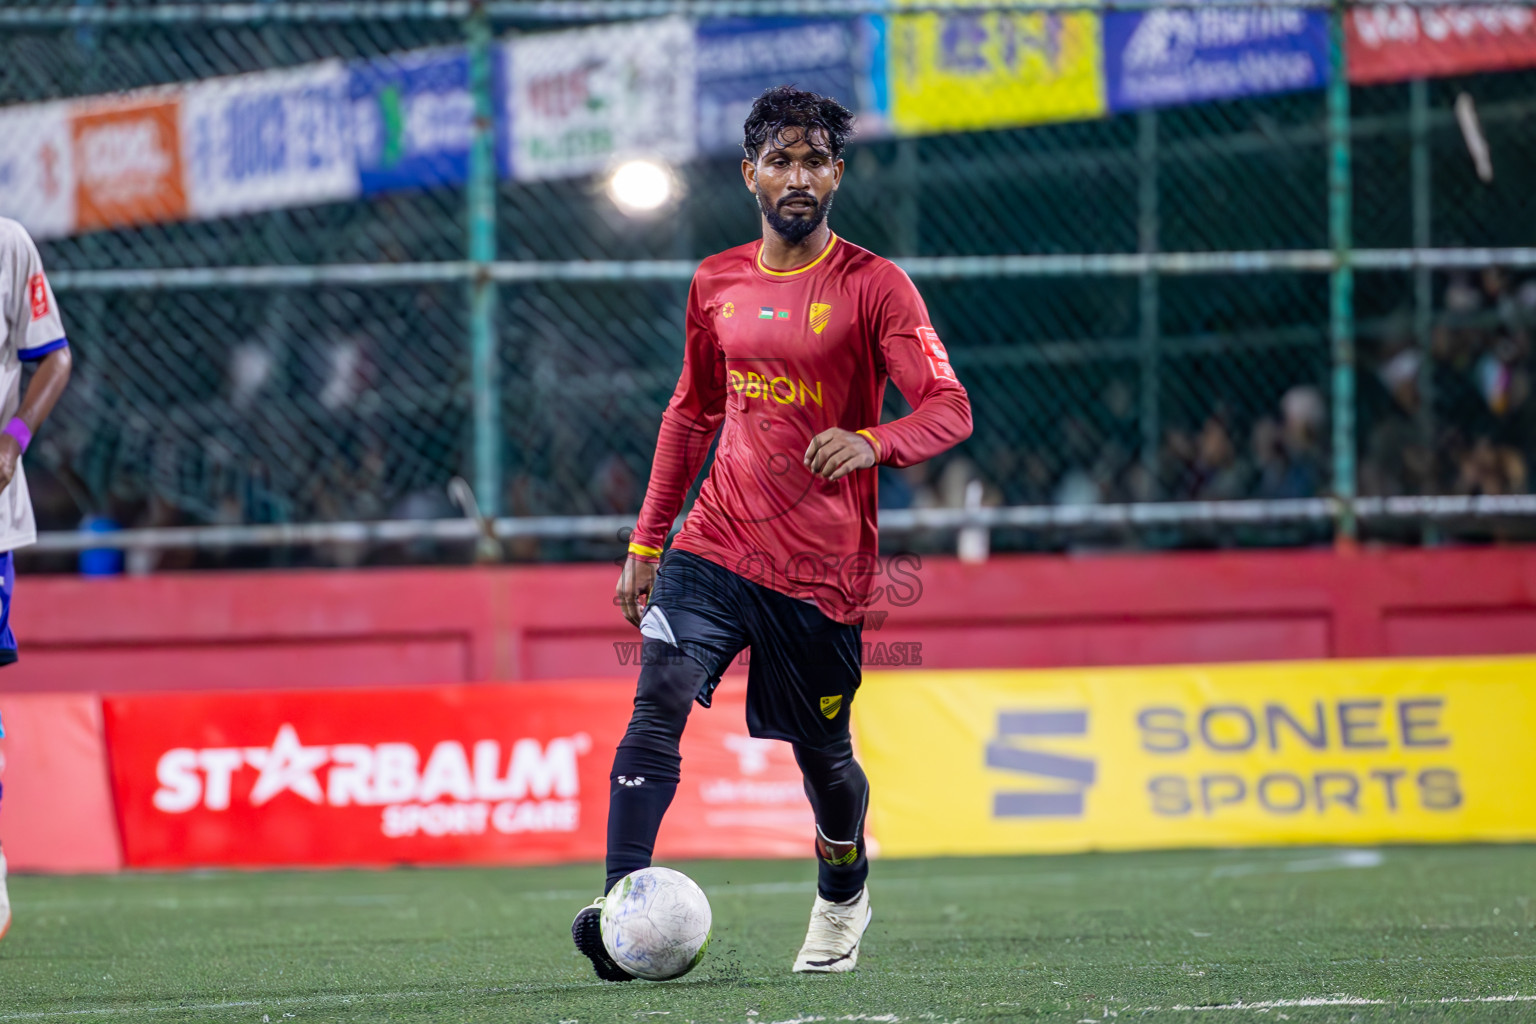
820, 695, 843, 719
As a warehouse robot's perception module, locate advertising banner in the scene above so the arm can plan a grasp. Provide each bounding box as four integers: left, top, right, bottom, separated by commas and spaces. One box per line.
1105, 6, 1329, 112
0, 694, 122, 872
856, 658, 1536, 857
1347, 4, 1536, 84
0, 102, 76, 240
104, 680, 816, 869
349, 47, 482, 196
181, 62, 357, 219
507, 16, 696, 181
660, 680, 816, 860
695, 18, 866, 155
71, 95, 187, 232
884, 8, 1105, 136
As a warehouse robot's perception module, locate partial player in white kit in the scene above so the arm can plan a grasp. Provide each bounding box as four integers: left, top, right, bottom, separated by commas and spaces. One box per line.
0, 217, 75, 942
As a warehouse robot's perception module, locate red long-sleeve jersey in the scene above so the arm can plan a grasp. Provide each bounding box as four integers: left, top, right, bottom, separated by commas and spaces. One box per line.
631, 233, 972, 625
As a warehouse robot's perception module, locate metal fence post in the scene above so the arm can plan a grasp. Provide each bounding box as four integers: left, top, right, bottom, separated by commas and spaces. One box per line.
1137, 108, 1161, 497
1328, 0, 1356, 540
467, 1, 501, 518
1410, 77, 1440, 544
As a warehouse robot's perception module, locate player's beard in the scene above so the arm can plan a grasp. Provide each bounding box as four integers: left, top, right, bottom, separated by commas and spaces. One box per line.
760, 188, 835, 246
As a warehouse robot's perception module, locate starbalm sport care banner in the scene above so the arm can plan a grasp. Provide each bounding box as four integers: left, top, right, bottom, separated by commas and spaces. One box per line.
104, 680, 816, 869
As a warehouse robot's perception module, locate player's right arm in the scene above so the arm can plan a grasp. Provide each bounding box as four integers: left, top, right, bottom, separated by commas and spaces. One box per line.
615, 272, 728, 626
0, 222, 72, 493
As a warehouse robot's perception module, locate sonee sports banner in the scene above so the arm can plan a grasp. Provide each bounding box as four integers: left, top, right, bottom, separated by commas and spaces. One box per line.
854, 657, 1536, 857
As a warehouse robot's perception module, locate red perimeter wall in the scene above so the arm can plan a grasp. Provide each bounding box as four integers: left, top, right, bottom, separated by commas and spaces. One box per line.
5, 546, 1536, 694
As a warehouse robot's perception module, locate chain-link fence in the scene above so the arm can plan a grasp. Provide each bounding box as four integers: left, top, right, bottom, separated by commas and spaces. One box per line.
3, 1, 1535, 569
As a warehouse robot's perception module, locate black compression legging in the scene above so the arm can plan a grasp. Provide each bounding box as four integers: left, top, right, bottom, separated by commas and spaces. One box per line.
604, 640, 870, 902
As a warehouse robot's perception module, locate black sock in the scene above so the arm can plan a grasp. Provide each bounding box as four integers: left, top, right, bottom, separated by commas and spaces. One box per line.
795, 738, 870, 903
602, 642, 708, 895
604, 745, 680, 894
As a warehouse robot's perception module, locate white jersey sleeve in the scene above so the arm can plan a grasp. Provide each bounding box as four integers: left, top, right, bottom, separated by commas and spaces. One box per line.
3, 218, 69, 361
0, 216, 67, 552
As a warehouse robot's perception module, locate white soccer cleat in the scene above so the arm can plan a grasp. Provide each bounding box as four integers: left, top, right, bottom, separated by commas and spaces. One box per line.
0, 849, 11, 943
792, 886, 871, 973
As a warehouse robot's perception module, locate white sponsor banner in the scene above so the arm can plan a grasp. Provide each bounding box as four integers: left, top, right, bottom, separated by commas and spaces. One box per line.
0, 103, 77, 239
181, 61, 358, 219
508, 16, 696, 181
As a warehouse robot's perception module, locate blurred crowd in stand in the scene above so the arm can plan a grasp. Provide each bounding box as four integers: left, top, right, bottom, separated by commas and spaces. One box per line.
18, 267, 1536, 571
880, 266, 1536, 551
1359, 268, 1535, 503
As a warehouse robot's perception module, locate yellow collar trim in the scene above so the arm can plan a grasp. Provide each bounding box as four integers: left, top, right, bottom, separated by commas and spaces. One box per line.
757, 233, 839, 277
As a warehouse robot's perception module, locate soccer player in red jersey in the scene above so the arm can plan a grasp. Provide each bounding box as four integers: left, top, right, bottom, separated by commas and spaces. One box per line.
573, 86, 971, 979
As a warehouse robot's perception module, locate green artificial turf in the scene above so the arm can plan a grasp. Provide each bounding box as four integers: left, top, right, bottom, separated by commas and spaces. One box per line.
1, 846, 1533, 1022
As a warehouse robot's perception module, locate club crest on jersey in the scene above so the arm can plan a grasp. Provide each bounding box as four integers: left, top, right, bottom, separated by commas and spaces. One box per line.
721, 302, 734, 319
820, 695, 843, 720
809, 303, 832, 335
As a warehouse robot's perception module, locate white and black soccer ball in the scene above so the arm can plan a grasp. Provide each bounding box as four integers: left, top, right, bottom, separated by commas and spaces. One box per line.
600, 866, 712, 981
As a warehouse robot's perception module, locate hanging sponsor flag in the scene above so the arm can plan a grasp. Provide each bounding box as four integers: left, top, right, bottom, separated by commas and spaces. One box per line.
1348, 4, 1536, 84
72, 93, 187, 232
695, 17, 867, 154
1105, 5, 1329, 112
350, 47, 488, 197
181, 61, 357, 219
507, 16, 696, 181
884, 7, 1105, 136
0, 102, 76, 239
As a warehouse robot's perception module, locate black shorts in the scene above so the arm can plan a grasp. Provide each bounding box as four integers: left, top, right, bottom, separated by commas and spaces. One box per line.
642, 549, 862, 749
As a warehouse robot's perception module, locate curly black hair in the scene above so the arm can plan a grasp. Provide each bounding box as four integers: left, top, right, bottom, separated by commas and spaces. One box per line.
742, 85, 856, 162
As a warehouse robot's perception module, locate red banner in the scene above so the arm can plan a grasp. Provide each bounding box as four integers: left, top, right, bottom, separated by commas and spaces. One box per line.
661, 683, 815, 861
104, 680, 817, 869
1347, 5, 1536, 84
0, 694, 122, 873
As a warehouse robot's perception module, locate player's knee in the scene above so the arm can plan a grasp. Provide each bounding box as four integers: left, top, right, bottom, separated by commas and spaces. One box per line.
630, 642, 707, 722
793, 735, 856, 777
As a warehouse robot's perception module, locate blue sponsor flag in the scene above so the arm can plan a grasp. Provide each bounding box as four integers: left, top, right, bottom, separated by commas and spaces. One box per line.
1105, 4, 1329, 113
350, 47, 504, 196
696, 17, 865, 155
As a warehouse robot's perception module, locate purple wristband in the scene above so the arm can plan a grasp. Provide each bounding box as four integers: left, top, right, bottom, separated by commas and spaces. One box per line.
4, 418, 31, 454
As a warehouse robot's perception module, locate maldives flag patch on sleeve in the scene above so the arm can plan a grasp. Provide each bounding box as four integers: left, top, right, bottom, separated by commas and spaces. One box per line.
917, 326, 955, 381
28, 273, 49, 320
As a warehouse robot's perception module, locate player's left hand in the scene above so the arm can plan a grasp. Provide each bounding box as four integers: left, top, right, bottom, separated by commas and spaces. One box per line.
0, 434, 20, 493
804, 428, 876, 483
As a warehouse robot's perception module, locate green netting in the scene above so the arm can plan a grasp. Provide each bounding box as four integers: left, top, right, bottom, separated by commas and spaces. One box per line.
1, 2, 1533, 565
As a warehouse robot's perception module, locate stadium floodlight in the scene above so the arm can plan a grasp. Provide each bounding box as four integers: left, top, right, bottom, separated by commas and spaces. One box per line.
607, 158, 673, 215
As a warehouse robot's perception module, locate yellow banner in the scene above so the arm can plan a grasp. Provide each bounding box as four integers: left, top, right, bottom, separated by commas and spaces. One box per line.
886, 7, 1105, 136
855, 658, 1536, 857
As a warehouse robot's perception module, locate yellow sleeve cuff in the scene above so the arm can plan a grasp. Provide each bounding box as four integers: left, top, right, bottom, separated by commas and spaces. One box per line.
628, 541, 663, 560
857, 429, 883, 463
